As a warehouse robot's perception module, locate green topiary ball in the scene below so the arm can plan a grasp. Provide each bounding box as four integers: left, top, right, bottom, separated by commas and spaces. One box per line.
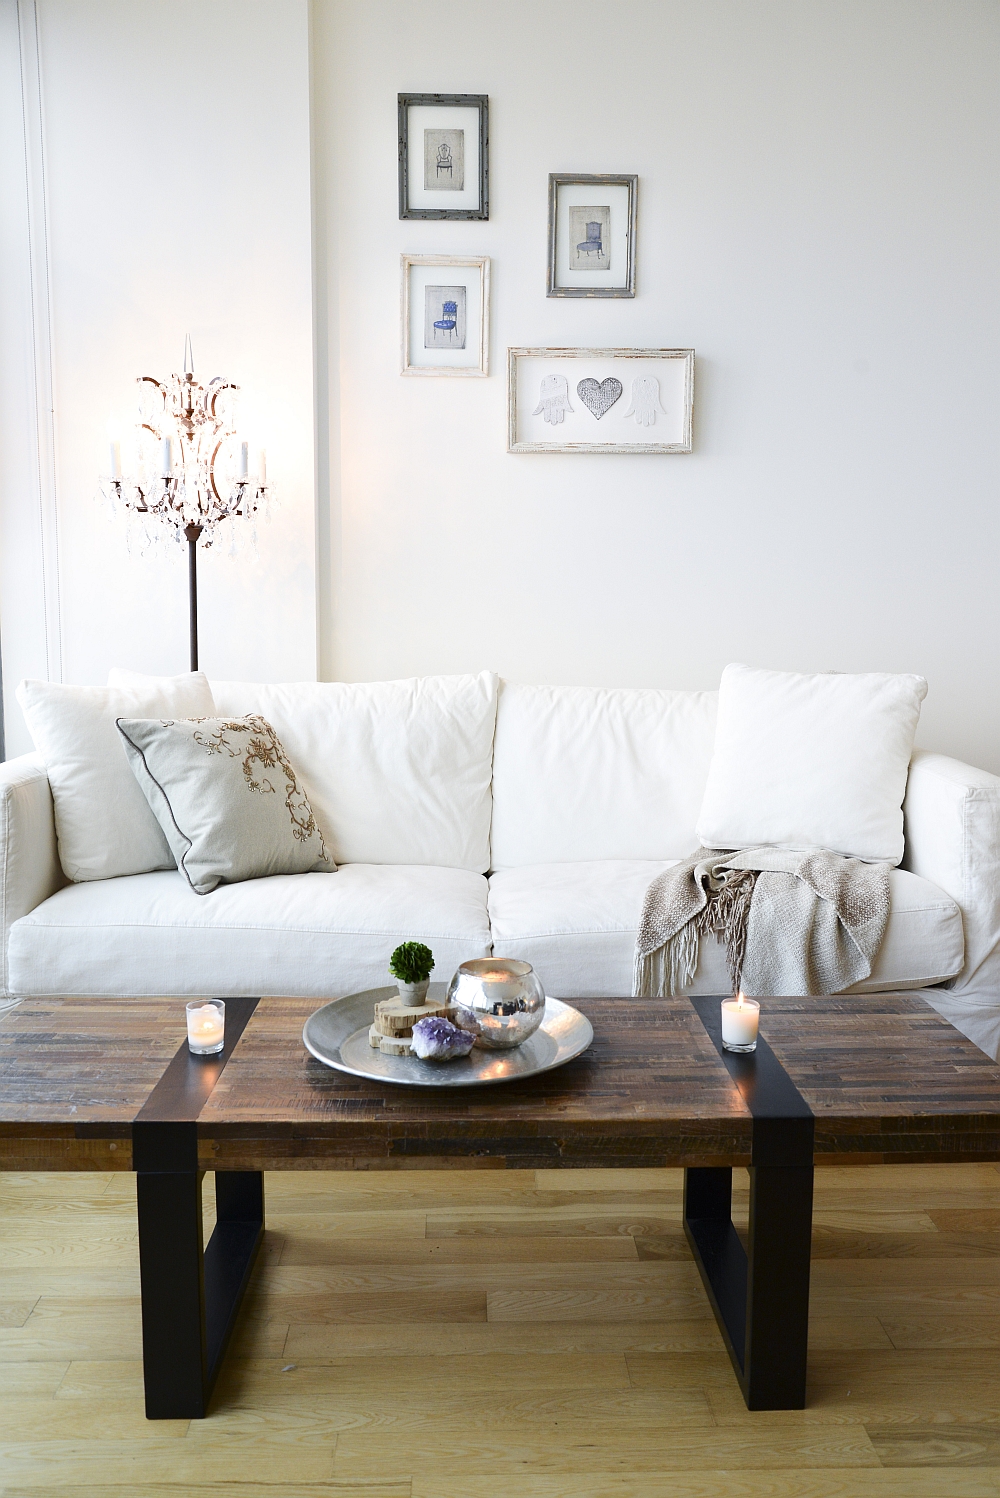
389, 941, 435, 985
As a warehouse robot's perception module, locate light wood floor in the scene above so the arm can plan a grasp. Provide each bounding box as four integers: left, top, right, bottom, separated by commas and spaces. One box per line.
1, 1162, 999, 1496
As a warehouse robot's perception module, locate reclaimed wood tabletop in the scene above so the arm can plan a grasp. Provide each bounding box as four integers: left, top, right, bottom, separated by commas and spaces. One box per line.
1, 991, 999, 1173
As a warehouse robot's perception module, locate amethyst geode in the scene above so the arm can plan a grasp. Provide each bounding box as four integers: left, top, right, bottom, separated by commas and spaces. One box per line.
410, 1015, 476, 1062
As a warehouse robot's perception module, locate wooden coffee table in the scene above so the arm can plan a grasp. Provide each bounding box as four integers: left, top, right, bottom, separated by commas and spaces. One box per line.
1, 991, 998, 1420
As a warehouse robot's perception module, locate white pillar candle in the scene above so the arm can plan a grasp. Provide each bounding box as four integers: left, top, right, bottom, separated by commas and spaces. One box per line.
238, 441, 249, 479
721, 993, 759, 1052
109, 440, 122, 479
186, 1000, 225, 1055
161, 436, 173, 476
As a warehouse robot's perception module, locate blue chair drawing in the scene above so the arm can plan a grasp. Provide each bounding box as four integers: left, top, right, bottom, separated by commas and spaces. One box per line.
433, 300, 458, 339
577, 221, 603, 257
436, 142, 453, 178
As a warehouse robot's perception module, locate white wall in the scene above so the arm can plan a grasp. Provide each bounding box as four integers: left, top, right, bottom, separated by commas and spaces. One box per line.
312, 0, 1000, 770
3, 1, 998, 771
0, 0, 315, 756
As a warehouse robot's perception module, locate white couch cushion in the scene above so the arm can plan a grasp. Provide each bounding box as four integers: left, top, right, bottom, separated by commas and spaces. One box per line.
696, 664, 927, 865
9, 864, 490, 999
16, 673, 217, 882
204, 674, 498, 873
490, 683, 718, 869
488, 861, 963, 999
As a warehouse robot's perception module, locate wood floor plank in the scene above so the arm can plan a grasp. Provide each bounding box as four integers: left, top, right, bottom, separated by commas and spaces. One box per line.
534, 1167, 687, 1191
332, 1426, 882, 1479
880, 1317, 1000, 1349
867, 1424, 1000, 1466
245, 1290, 488, 1325
410, 1476, 1000, 1498
1, 1489, 408, 1498
280, 1235, 640, 1264
275, 1346, 633, 1391
486, 1286, 714, 1322
0, 1435, 337, 1485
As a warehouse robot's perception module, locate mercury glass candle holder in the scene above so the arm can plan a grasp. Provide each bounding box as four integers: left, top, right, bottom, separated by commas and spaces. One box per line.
446, 958, 545, 1050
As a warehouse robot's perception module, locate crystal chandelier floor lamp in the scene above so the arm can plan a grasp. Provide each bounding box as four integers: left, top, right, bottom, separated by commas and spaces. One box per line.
101, 337, 269, 671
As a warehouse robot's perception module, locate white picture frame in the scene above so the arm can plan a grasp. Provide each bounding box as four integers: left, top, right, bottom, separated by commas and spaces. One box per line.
508, 347, 694, 453
401, 255, 490, 377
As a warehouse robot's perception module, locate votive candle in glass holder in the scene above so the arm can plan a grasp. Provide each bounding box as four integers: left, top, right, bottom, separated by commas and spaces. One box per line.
720, 993, 759, 1053
186, 999, 225, 1055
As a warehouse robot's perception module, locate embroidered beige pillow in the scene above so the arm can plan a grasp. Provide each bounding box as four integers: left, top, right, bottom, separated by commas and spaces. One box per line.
116, 715, 335, 895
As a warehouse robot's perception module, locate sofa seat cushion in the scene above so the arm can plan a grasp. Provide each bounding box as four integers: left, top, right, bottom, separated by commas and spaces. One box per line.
9, 865, 490, 999
488, 861, 964, 999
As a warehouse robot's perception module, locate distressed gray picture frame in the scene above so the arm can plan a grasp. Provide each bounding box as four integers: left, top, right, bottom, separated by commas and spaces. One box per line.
508, 347, 694, 453
547, 174, 638, 298
398, 93, 489, 221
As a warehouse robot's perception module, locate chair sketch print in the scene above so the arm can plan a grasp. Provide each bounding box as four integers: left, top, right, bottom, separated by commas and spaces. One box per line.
433, 300, 458, 340
577, 221, 603, 257
436, 142, 453, 178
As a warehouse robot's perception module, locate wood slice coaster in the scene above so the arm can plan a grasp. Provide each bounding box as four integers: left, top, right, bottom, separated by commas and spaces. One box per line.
372, 997, 450, 1035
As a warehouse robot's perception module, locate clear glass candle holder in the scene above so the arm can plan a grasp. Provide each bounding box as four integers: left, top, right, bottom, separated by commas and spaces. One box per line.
186, 999, 225, 1055
720, 995, 759, 1053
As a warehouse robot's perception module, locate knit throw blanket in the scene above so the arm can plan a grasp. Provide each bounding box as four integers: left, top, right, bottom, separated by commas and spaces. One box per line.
634, 847, 891, 997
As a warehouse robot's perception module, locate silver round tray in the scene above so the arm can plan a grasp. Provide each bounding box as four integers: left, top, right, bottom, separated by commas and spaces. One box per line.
302, 983, 593, 1088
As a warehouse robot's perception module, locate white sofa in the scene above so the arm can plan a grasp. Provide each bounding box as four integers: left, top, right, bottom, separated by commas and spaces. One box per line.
4, 673, 1000, 1058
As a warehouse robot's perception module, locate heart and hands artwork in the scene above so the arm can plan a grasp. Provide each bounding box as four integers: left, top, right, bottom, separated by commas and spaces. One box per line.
513, 349, 693, 452
576, 377, 623, 420
533, 373, 666, 426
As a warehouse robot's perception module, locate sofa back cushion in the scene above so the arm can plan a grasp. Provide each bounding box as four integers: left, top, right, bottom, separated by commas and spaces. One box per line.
696, 663, 927, 865
209, 673, 498, 872
17, 672, 217, 881
490, 682, 718, 869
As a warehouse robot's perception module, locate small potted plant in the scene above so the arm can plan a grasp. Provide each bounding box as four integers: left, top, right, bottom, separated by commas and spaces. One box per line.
389, 941, 435, 1005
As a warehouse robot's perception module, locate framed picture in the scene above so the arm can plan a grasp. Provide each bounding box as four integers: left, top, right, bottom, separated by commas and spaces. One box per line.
508, 347, 693, 453
547, 174, 637, 298
398, 94, 489, 220
401, 255, 490, 377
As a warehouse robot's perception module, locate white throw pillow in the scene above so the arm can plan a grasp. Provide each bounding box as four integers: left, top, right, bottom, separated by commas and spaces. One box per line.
16, 674, 217, 881
695, 664, 927, 865
117, 715, 334, 895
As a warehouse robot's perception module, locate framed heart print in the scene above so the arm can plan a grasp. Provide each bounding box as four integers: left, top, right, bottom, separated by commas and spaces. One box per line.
507, 347, 694, 454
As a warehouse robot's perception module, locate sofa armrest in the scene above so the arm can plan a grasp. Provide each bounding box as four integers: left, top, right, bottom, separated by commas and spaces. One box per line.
1, 753, 63, 996
902, 749, 1000, 999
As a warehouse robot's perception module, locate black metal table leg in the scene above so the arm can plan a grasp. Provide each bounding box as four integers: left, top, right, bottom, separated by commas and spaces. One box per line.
686, 997, 815, 1410
132, 998, 263, 1419
136, 1159, 265, 1418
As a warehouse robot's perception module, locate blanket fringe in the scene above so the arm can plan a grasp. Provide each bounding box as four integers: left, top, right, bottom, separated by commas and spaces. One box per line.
633, 867, 757, 997
633, 921, 700, 997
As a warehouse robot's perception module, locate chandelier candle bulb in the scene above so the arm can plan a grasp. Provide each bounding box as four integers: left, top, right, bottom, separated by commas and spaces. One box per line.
258, 448, 266, 483
186, 1000, 225, 1056
720, 994, 760, 1053
238, 441, 249, 479
161, 436, 173, 476
109, 440, 122, 479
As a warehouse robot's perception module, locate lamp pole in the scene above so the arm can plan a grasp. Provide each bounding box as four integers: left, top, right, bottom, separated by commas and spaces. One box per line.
184, 522, 203, 671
